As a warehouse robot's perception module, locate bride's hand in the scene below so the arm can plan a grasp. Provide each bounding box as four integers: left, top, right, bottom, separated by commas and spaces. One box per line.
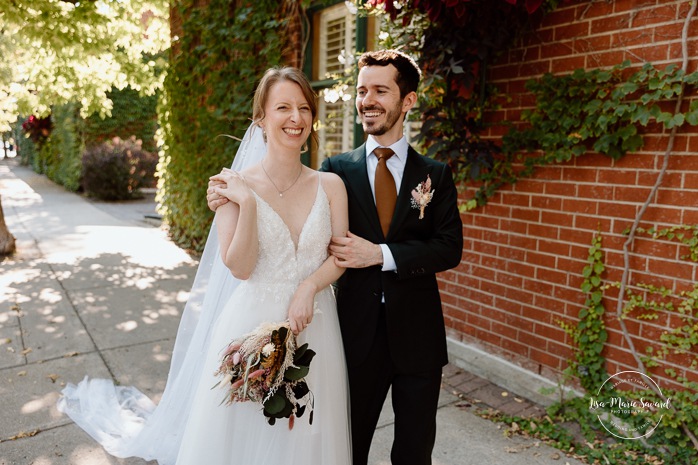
207, 168, 234, 210
210, 169, 253, 205
288, 281, 318, 335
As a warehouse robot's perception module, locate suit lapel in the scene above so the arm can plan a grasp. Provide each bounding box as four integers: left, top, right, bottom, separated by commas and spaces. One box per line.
343, 145, 384, 238
387, 147, 432, 239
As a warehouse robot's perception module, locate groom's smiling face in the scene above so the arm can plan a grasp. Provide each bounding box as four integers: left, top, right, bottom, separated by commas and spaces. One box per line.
355, 64, 408, 140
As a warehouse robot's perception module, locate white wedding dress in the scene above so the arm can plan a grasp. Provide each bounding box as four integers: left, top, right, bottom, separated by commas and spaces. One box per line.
176, 177, 351, 464
58, 168, 351, 464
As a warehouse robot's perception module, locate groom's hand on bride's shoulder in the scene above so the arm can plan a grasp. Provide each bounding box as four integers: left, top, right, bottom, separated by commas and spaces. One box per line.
207, 170, 230, 211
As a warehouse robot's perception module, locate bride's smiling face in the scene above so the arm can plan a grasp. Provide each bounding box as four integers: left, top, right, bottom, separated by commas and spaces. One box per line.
261, 81, 313, 152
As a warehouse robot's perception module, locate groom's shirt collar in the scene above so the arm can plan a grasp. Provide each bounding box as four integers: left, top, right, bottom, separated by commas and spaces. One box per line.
365, 134, 408, 194
366, 135, 409, 162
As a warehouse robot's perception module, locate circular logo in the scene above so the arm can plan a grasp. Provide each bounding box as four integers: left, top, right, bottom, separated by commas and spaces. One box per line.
588, 371, 671, 440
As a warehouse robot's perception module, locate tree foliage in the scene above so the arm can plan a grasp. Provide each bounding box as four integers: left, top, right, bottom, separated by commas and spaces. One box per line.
0, 0, 169, 131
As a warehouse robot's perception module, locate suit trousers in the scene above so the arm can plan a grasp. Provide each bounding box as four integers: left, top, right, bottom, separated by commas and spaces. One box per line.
348, 305, 442, 465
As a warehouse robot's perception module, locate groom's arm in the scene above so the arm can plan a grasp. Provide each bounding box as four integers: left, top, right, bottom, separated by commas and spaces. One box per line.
321, 156, 386, 269
324, 157, 462, 275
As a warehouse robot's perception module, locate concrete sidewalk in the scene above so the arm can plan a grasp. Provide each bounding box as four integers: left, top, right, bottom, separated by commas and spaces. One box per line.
0, 158, 585, 465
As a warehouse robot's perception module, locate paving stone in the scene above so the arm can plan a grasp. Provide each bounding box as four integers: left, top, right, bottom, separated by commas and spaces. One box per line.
0, 353, 110, 440
102, 340, 174, 401
0, 422, 155, 465
67, 278, 189, 351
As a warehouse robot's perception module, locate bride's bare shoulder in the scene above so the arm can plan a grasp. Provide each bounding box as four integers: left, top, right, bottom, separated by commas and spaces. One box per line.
239, 164, 264, 181
319, 171, 344, 189
319, 171, 347, 201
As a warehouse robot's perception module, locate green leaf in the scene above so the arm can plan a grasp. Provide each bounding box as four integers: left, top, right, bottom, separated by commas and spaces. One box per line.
656, 111, 674, 125
622, 134, 644, 152
264, 393, 286, 415
295, 348, 316, 367
591, 291, 603, 304
284, 366, 310, 381
664, 113, 685, 129
294, 343, 308, 361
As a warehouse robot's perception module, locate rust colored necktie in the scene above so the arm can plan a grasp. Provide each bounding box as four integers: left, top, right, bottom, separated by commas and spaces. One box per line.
374, 147, 397, 237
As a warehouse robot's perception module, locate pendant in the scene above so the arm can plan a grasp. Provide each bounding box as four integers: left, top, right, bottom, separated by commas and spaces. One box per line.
279, 193, 283, 197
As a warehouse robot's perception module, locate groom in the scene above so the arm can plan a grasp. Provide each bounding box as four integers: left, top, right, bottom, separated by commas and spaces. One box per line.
322, 50, 463, 465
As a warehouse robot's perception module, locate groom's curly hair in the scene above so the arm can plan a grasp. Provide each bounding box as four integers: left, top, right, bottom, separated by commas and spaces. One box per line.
357, 49, 421, 98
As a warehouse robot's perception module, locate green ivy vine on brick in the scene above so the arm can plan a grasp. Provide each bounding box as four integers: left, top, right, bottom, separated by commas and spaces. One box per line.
491, 231, 698, 464
635, 224, 698, 262
628, 225, 698, 376
560, 232, 609, 393
472, 61, 698, 207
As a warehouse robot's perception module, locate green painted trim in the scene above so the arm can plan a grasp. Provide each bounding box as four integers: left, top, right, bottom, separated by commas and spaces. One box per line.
311, 78, 338, 89
353, 13, 367, 148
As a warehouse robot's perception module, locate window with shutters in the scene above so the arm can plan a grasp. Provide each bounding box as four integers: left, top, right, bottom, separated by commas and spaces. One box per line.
314, 3, 356, 167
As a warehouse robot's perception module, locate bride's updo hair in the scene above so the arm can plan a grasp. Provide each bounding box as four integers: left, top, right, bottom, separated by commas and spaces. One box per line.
252, 67, 318, 148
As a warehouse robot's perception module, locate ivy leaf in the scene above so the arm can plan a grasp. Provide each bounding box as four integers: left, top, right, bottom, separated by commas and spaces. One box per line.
648, 76, 662, 90
684, 71, 698, 85
596, 70, 613, 82
584, 99, 602, 113
622, 134, 644, 152
686, 110, 698, 126
615, 81, 639, 97
631, 107, 651, 125
590, 291, 603, 305
656, 111, 674, 125
668, 113, 685, 129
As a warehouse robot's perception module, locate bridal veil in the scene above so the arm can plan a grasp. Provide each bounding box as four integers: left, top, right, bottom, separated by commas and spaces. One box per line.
57, 124, 266, 465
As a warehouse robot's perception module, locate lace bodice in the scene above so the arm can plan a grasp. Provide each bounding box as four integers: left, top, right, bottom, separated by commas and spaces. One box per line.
245, 180, 331, 290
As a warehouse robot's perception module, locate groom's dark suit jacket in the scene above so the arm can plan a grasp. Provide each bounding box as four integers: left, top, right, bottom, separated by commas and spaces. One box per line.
321, 144, 463, 374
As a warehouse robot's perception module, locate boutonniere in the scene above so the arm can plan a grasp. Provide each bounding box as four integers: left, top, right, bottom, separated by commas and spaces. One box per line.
410, 175, 435, 219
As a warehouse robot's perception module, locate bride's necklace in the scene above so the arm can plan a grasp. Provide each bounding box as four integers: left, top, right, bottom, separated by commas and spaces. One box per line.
261, 159, 303, 197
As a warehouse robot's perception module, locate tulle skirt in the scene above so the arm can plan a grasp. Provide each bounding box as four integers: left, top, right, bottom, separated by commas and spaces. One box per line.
175, 281, 351, 465
58, 280, 351, 465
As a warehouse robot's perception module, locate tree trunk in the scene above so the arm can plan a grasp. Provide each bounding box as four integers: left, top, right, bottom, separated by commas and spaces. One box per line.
0, 195, 16, 255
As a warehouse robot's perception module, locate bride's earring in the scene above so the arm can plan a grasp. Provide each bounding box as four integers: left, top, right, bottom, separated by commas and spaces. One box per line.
259, 125, 267, 143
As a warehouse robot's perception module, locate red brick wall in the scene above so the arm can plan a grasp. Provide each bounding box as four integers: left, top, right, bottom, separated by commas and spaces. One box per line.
442, 0, 698, 390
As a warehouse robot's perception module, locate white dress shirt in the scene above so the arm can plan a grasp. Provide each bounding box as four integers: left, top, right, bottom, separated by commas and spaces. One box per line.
366, 135, 409, 272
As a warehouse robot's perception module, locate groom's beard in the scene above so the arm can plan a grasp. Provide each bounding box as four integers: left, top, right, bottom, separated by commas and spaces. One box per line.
359, 102, 403, 136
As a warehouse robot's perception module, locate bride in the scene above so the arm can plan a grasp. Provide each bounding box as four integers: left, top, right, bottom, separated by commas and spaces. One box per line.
58, 67, 352, 465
